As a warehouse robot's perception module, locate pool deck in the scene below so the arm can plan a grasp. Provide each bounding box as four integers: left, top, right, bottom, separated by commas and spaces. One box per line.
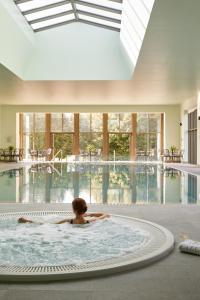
0, 162, 200, 300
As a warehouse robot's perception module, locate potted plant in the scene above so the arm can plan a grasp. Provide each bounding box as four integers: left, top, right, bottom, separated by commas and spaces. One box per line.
86, 144, 96, 154
8, 145, 14, 153
7, 145, 15, 162
170, 145, 177, 155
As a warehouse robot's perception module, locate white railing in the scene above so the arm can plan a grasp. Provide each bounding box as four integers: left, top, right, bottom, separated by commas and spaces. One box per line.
52, 149, 63, 161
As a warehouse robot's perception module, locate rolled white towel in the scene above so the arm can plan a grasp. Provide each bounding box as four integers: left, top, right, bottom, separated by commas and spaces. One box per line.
179, 239, 200, 256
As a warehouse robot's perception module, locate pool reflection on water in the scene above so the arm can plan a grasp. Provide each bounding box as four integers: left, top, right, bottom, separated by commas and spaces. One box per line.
0, 163, 199, 204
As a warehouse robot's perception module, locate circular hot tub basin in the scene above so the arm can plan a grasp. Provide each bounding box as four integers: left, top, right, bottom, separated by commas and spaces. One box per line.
0, 211, 174, 281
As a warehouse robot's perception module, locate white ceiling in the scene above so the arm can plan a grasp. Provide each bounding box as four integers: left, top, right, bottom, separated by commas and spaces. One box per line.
1, 0, 200, 105
131, 0, 200, 103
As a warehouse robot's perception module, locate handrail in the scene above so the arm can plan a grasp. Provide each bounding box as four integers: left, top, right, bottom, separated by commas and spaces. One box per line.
52, 149, 63, 161
49, 163, 62, 176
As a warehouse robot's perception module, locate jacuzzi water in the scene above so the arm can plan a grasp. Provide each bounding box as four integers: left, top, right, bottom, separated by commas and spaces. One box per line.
0, 216, 151, 267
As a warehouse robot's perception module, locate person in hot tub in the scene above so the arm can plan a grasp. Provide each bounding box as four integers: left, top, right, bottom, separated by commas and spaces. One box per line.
18, 198, 110, 225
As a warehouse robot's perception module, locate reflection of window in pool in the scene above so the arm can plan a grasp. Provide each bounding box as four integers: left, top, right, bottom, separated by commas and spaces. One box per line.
1, 164, 197, 205
188, 174, 197, 204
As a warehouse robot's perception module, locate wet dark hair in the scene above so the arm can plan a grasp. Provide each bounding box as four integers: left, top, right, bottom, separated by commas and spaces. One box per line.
72, 198, 87, 214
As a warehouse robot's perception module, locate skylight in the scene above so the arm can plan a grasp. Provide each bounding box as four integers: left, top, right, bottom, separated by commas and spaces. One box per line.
17, 0, 65, 11
25, 4, 73, 22
13, 0, 155, 69
31, 13, 75, 30
14, 0, 123, 32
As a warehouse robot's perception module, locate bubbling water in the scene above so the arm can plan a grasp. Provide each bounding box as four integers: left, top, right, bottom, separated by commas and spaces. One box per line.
0, 217, 151, 266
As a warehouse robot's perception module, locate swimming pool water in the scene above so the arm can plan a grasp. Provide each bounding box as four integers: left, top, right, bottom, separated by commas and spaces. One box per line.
0, 163, 199, 204
0, 217, 150, 266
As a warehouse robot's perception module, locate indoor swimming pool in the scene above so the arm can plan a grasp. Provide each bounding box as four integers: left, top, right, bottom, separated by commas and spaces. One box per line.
0, 163, 199, 204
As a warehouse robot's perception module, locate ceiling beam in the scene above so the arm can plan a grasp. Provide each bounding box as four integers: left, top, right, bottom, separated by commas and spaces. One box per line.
15, 0, 123, 4
77, 10, 121, 24
29, 10, 74, 24
71, 0, 79, 20
15, 0, 33, 4
33, 18, 120, 33
108, 0, 123, 2
74, 0, 122, 14
79, 19, 120, 32
22, 1, 71, 15
34, 19, 76, 32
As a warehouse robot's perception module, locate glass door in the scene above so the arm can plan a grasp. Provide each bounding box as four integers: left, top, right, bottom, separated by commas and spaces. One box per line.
188, 110, 197, 164
109, 133, 131, 160
51, 133, 73, 160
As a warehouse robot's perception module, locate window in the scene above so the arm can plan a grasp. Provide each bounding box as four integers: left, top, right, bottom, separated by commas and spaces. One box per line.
79, 113, 103, 155
22, 113, 46, 156
63, 113, 74, 132
108, 113, 131, 132
79, 113, 102, 132
108, 113, 131, 160
51, 113, 62, 132
136, 113, 161, 159
51, 113, 74, 132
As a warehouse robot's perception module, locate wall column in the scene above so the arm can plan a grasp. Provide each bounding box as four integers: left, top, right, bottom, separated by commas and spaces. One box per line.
45, 113, 51, 149
160, 113, 164, 157
19, 113, 24, 160
130, 113, 137, 160
19, 113, 23, 149
45, 113, 52, 159
73, 113, 79, 155
197, 113, 200, 165
103, 113, 109, 160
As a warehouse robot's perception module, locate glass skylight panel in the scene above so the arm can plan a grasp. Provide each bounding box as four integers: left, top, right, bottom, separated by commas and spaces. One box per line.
18, 0, 65, 12
121, 29, 138, 60
79, 14, 121, 29
120, 0, 155, 66
129, 0, 149, 27
143, 0, 155, 11
122, 15, 141, 49
123, 0, 146, 39
25, 4, 73, 22
77, 0, 123, 10
15, 0, 124, 31
31, 14, 74, 30
76, 4, 121, 20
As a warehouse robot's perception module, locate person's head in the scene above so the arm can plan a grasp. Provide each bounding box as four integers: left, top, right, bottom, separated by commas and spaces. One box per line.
72, 198, 87, 215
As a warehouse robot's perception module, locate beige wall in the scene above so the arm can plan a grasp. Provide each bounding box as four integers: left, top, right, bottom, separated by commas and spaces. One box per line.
0, 105, 2, 146
0, 105, 180, 150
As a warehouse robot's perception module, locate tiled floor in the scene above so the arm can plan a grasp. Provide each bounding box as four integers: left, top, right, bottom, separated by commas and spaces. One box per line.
169, 163, 200, 176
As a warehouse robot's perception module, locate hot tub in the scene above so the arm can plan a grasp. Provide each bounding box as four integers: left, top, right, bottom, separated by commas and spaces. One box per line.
0, 211, 174, 281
